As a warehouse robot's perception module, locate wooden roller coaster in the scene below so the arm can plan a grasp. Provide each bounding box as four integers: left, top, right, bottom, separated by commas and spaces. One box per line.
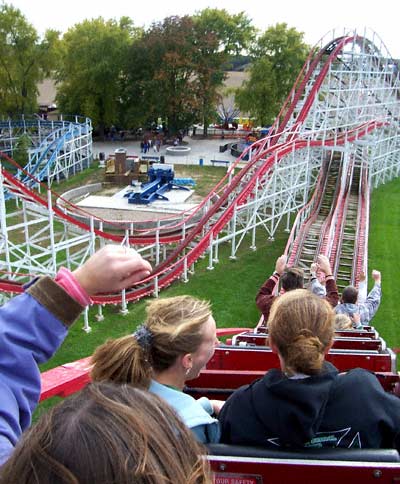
1, 28, 400, 483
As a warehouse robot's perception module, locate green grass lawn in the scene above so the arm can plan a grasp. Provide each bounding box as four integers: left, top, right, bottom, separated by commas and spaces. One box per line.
368, 177, 400, 349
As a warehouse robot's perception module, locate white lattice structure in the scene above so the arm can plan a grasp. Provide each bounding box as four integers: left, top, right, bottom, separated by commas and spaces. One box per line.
0, 115, 92, 187
220, 28, 400, 259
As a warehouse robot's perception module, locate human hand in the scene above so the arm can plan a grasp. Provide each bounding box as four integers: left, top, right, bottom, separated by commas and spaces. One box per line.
310, 263, 318, 275
275, 255, 287, 275
317, 255, 332, 275
359, 271, 366, 282
210, 399, 225, 416
351, 312, 361, 327
372, 270, 381, 283
73, 245, 152, 295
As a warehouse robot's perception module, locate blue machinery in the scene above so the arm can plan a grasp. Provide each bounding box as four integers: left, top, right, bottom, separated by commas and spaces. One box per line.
124, 164, 194, 205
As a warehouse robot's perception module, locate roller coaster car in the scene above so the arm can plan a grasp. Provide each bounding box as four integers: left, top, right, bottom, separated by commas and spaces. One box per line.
231, 330, 383, 351
39, 327, 400, 482
207, 444, 400, 484
206, 345, 396, 373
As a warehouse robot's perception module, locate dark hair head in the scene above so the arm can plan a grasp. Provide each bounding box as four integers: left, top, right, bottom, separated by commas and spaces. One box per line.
1, 383, 210, 484
341, 286, 358, 304
90, 295, 212, 387
268, 289, 334, 375
281, 267, 304, 291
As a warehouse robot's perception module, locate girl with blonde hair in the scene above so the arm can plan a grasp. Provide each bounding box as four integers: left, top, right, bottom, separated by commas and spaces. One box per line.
91, 295, 222, 443
219, 289, 400, 450
334, 313, 353, 330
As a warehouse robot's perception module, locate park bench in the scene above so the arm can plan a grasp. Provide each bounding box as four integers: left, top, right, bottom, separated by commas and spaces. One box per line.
210, 159, 230, 166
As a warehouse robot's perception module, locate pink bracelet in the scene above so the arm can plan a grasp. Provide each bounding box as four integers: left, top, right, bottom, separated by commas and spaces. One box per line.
55, 267, 92, 307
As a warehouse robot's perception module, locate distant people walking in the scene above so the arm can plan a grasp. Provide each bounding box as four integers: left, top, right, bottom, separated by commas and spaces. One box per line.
110, 125, 116, 141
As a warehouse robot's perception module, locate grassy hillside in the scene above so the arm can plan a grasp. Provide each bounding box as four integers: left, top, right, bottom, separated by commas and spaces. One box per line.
368, 177, 400, 348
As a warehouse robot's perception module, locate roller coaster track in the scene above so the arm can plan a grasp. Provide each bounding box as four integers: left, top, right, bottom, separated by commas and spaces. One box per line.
1, 30, 399, 305
285, 152, 370, 290
0, 121, 381, 301
330, 162, 360, 289
286, 156, 341, 277
0, 117, 92, 195
20, 123, 89, 187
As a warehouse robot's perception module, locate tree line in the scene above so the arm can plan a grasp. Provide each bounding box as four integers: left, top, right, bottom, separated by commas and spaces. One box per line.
0, 3, 309, 136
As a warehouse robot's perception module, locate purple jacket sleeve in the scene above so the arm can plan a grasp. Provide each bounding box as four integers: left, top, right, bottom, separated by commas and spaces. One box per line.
0, 277, 84, 465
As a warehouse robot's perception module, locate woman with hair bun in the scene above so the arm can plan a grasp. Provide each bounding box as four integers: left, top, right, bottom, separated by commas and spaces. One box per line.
219, 289, 400, 450
91, 295, 222, 443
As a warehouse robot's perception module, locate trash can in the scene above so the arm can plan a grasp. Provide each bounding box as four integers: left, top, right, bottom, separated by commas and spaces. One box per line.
98, 152, 106, 167
160, 155, 165, 163
199, 158, 204, 166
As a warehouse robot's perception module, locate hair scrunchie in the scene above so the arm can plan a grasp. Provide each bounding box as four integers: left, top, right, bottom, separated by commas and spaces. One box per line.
133, 324, 153, 351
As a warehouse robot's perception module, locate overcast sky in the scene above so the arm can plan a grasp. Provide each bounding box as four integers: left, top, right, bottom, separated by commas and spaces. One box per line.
7, 0, 400, 58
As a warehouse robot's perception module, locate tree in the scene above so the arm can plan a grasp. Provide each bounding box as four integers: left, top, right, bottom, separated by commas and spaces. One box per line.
122, 12, 255, 137
235, 58, 279, 126
235, 23, 309, 126
0, 4, 60, 116
123, 16, 200, 136
13, 133, 31, 166
56, 17, 139, 136
192, 9, 255, 136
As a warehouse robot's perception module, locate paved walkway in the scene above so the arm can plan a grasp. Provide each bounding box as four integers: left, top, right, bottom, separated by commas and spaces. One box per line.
93, 136, 243, 167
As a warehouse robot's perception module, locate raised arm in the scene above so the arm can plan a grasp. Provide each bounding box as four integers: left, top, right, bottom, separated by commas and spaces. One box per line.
255, 255, 287, 327
359, 270, 382, 324
317, 255, 339, 308
310, 262, 327, 297
0, 245, 151, 464
73, 245, 152, 294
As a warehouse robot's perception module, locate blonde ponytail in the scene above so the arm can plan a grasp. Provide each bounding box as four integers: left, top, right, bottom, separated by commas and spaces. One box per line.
91, 335, 152, 388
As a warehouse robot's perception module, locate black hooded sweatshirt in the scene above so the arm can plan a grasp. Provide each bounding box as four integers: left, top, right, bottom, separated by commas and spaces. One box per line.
219, 362, 400, 449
